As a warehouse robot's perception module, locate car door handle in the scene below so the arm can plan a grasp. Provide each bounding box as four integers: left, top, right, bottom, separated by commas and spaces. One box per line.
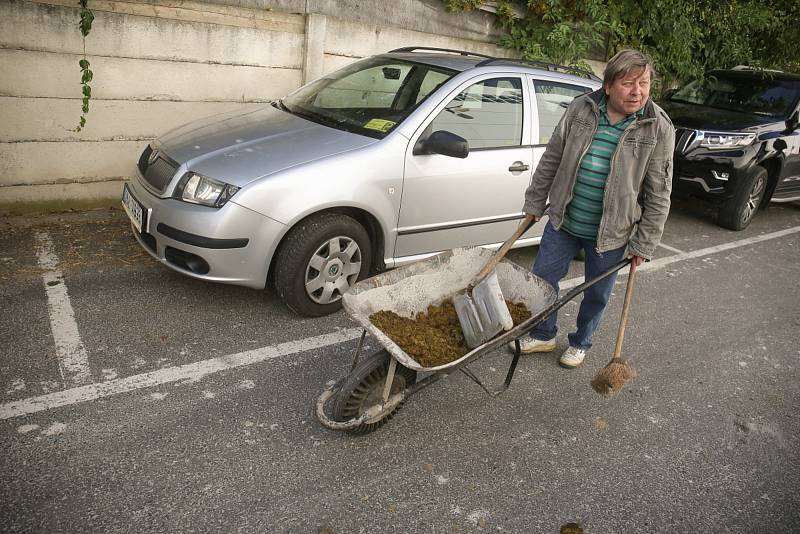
508, 162, 530, 172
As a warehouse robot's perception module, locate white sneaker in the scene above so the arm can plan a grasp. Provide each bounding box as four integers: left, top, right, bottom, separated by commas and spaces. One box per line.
559, 346, 587, 369
507, 335, 556, 354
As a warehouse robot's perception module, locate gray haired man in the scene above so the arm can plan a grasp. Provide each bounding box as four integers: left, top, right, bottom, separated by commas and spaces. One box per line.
513, 49, 675, 368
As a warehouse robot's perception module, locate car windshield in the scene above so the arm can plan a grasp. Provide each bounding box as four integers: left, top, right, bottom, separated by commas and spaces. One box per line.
667, 73, 800, 118
280, 56, 457, 138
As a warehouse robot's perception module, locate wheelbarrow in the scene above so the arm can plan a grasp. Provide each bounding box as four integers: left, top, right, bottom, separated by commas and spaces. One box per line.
315, 246, 629, 434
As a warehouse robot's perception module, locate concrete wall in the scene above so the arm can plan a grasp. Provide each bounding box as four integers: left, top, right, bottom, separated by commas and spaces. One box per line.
0, 0, 512, 213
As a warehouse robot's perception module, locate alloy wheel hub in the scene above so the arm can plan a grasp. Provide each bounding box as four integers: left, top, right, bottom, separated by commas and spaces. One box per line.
305, 236, 362, 305
325, 258, 344, 280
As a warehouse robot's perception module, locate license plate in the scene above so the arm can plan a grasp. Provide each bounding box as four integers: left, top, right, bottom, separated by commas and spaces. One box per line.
121, 183, 146, 233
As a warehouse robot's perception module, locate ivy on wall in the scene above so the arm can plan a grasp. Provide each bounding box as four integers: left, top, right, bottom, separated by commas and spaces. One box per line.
445, 0, 800, 93
76, 0, 94, 132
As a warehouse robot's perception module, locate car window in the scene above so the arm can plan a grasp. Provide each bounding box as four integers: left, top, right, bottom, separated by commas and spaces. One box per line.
429, 77, 523, 149
282, 57, 456, 139
533, 81, 590, 144
415, 70, 453, 105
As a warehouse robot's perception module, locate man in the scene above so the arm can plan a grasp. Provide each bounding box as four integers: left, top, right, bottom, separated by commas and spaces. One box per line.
513, 49, 674, 369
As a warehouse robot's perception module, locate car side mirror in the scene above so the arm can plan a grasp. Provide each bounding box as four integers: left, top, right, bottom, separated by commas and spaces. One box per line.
414, 130, 469, 158
785, 111, 800, 133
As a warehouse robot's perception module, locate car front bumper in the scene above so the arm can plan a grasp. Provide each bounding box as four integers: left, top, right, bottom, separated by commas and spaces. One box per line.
672, 157, 740, 200
671, 146, 761, 202
122, 175, 286, 289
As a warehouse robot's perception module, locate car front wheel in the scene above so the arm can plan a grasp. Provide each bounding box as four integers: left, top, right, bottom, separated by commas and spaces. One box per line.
274, 213, 372, 317
718, 166, 767, 231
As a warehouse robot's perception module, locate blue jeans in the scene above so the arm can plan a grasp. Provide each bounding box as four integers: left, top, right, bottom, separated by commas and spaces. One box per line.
530, 221, 627, 350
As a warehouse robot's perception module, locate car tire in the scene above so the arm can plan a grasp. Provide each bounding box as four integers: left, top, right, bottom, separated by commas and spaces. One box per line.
331, 349, 417, 435
718, 166, 768, 231
274, 213, 372, 317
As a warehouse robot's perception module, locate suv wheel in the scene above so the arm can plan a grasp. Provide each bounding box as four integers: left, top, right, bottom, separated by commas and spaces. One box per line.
274, 213, 372, 317
718, 166, 767, 231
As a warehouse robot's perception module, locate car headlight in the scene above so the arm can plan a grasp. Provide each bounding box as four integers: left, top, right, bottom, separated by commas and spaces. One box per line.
699, 132, 756, 149
174, 172, 240, 207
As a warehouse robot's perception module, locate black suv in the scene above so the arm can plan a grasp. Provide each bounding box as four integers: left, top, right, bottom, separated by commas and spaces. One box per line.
660, 67, 800, 230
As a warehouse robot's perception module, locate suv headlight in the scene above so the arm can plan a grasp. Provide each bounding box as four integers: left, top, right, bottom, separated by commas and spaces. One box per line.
174, 172, 240, 207
699, 132, 756, 149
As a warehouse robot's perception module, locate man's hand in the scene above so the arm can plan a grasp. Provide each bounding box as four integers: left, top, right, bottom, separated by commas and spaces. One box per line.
628, 254, 645, 268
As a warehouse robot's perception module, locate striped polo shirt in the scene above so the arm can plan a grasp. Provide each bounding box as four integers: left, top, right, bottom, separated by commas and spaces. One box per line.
561, 98, 643, 239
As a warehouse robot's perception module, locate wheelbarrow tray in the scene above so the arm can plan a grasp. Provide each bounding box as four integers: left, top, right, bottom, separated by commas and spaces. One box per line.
342, 246, 557, 372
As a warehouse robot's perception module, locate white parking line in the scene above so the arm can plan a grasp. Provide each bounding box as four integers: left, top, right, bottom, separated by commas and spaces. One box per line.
0, 328, 362, 420
643, 226, 800, 271
34, 232, 92, 387
4, 225, 799, 420
561, 226, 800, 289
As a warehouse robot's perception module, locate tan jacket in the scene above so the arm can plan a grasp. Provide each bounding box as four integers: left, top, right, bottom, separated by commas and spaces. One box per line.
524, 90, 675, 259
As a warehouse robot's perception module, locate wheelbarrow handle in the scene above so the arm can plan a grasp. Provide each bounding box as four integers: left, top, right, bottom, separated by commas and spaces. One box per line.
480, 257, 633, 352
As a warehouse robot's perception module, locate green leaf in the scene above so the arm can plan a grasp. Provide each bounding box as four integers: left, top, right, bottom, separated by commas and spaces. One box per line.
82, 103, 89, 113
79, 58, 89, 69
82, 85, 91, 97
79, 9, 94, 36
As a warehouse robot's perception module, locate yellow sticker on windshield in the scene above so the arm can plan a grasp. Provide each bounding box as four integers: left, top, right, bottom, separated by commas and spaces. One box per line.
364, 118, 396, 132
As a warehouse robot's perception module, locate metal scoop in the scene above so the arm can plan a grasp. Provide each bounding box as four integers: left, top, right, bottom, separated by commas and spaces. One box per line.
454, 214, 536, 348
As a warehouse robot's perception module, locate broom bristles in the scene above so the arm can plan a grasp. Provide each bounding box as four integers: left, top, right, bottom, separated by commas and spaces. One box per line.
591, 357, 637, 396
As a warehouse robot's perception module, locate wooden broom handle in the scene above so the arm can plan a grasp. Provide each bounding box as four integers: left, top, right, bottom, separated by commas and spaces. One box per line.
475, 214, 536, 282
612, 259, 637, 359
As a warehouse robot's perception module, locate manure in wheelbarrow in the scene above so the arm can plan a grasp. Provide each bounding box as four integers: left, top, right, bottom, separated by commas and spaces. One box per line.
369, 300, 531, 367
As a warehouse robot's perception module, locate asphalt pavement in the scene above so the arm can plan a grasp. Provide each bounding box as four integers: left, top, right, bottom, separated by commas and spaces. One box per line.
1, 198, 799, 533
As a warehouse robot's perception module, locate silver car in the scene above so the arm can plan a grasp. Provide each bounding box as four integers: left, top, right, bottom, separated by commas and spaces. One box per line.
122, 47, 601, 316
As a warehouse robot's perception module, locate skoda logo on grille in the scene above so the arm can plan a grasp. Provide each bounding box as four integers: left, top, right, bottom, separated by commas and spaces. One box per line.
147, 149, 160, 165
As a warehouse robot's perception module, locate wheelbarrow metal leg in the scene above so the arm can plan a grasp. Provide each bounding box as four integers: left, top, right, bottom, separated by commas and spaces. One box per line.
350, 329, 367, 372
382, 357, 397, 402
457, 340, 522, 397
503, 339, 523, 390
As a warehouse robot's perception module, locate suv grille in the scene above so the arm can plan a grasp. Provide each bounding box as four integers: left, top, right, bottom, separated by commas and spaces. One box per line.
675, 127, 697, 155
137, 146, 179, 193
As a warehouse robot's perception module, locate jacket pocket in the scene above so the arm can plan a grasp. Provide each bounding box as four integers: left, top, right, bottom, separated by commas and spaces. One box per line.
622, 136, 656, 159
573, 117, 593, 130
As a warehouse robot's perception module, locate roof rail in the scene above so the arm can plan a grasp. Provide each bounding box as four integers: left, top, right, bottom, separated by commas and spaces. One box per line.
731, 65, 784, 73
387, 48, 601, 81
388, 46, 494, 59
476, 58, 601, 81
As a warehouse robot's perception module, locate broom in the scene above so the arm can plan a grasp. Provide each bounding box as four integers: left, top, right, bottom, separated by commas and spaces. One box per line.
591, 258, 638, 396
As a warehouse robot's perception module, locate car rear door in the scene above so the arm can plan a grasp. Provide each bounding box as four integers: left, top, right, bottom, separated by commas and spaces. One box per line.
395, 74, 537, 259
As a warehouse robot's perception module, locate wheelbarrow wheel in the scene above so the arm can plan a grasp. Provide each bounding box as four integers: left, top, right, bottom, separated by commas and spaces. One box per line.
331, 349, 417, 435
